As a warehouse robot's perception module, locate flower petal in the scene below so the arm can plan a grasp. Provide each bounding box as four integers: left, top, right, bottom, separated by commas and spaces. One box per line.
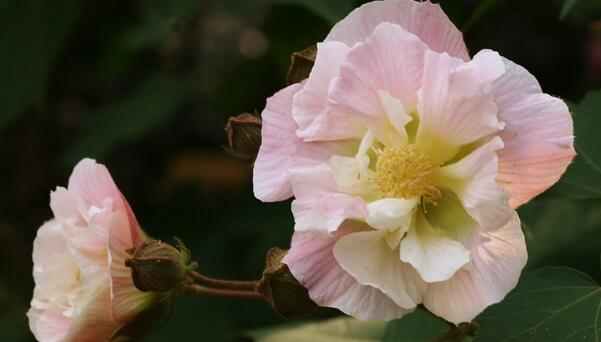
422, 211, 527, 324
365, 198, 418, 231
325, 0, 469, 61
329, 22, 429, 137
253, 84, 354, 202
283, 223, 412, 320
108, 212, 155, 324
292, 41, 365, 141
333, 230, 425, 309
290, 164, 366, 234
64, 276, 122, 341
400, 212, 470, 283
437, 136, 513, 230
27, 304, 71, 342
493, 58, 575, 207
68, 158, 144, 246
416, 50, 504, 162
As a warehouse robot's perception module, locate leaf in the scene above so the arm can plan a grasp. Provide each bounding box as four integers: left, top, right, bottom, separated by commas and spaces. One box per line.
246, 309, 448, 342
272, 0, 353, 24
475, 267, 601, 341
560, 0, 580, 19
62, 74, 193, 166
0, 0, 83, 126
544, 90, 601, 200
287, 45, 317, 85
518, 199, 601, 269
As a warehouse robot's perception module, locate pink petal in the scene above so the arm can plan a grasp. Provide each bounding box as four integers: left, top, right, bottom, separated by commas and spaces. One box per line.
329, 22, 429, 136
493, 58, 575, 207
290, 164, 367, 234
68, 158, 144, 246
333, 230, 425, 309
108, 212, 154, 324
416, 50, 504, 162
438, 137, 513, 230
64, 277, 122, 341
292, 41, 365, 141
283, 223, 411, 320
27, 304, 71, 342
325, 0, 469, 61
253, 84, 354, 202
422, 211, 527, 324
49, 187, 85, 224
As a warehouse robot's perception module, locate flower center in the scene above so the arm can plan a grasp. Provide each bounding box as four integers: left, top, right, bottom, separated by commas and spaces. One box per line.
375, 144, 441, 204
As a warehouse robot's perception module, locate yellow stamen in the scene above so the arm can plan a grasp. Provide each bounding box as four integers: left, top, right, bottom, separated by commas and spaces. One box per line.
375, 144, 441, 204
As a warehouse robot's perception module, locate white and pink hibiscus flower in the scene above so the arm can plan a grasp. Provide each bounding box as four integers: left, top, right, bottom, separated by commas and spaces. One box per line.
28, 159, 156, 341
253, 0, 575, 324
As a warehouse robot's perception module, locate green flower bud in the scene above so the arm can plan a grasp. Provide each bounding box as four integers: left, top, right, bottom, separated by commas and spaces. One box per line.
125, 238, 197, 292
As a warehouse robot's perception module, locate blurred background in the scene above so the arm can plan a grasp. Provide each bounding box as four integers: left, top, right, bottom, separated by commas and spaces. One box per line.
1, 0, 601, 340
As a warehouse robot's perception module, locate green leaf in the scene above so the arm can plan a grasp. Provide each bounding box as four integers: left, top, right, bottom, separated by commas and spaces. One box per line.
62, 74, 193, 166
272, 0, 353, 24
0, 0, 83, 126
247, 310, 448, 342
476, 267, 601, 341
518, 199, 601, 269
545, 90, 601, 200
560, 0, 580, 19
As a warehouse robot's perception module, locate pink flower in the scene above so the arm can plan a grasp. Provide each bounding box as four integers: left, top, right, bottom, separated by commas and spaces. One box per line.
27, 159, 156, 341
253, 0, 575, 323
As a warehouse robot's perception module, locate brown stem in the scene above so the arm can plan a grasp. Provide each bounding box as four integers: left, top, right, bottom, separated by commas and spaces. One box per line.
183, 284, 263, 299
430, 322, 477, 342
187, 271, 258, 291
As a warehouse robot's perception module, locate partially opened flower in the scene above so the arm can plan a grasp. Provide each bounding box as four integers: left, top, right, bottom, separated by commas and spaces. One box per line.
253, 0, 575, 324
27, 159, 157, 341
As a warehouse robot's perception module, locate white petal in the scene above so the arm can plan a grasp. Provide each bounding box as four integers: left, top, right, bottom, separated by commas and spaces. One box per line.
365, 198, 418, 231
283, 224, 411, 320
437, 136, 513, 230
422, 212, 527, 324
333, 230, 424, 309
400, 212, 470, 283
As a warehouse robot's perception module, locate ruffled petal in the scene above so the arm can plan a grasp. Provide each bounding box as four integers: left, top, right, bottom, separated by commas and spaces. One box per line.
422, 212, 527, 324
493, 58, 575, 207
329, 22, 429, 138
253, 84, 354, 202
365, 198, 418, 231
108, 212, 155, 324
325, 0, 469, 61
292, 41, 365, 141
437, 137, 513, 230
283, 223, 411, 320
333, 229, 425, 309
400, 212, 470, 283
27, 304, 71, 342
290, 164, 367, 234
64, 276, 122, 342
68, 158, 144, 246
416, 50, 504, 162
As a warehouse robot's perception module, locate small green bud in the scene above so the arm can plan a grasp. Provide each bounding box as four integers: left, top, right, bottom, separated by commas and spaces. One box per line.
125, 238, 197, 292
224, 113, 262, 160
256, 247, 318, 318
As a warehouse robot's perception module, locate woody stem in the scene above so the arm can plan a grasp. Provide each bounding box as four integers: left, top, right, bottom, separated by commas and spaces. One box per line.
187, 270, 259, 291
183, 284, 263, 299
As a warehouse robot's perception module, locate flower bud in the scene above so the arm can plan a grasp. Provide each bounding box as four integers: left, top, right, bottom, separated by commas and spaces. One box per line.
224, 113, 262, 160
125, 238, 197, 292
256, 247, 318, 318
287, 45, 317, 85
